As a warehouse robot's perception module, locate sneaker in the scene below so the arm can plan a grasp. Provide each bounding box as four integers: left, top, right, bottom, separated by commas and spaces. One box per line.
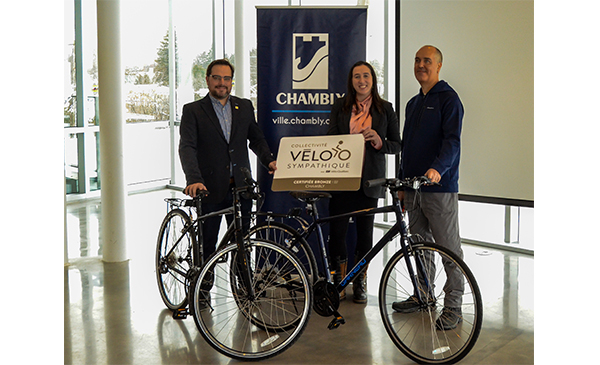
435, 307, 462, 330
392, 295, 435, 313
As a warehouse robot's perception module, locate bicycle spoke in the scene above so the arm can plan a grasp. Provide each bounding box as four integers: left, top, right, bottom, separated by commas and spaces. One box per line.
156, 209, 195, 310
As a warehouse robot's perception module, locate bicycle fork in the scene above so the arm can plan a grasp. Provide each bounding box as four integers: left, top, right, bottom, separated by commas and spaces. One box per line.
233, 189, 257, 300
399, 218, 435, 307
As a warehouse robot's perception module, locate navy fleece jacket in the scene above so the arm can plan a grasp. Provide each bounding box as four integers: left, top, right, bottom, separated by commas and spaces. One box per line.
399, 80, 464, 193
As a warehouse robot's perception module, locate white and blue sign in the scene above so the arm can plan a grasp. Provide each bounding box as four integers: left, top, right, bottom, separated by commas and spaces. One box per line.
256, 6, 367, 197
255, 7, 367, 266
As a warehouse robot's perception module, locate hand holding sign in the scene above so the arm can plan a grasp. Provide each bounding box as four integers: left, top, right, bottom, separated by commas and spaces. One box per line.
361, 127, 383, 150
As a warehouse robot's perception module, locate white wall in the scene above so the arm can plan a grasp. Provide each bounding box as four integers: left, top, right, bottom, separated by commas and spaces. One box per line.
400, 0, 534, 202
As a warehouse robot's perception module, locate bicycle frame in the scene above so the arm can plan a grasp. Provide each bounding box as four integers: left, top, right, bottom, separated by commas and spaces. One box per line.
162, 172, 272, 288
159, 175, 265, 320
298, 187, 435, 307
231, 185, 257, 299
162, 200, 233, 279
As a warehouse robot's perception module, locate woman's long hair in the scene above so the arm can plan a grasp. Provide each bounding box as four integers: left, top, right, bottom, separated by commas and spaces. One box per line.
342, 61, 384, 115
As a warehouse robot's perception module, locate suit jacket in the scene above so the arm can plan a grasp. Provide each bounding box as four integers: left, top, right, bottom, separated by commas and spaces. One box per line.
178, 94, 275, 204
328, 97, 401, 198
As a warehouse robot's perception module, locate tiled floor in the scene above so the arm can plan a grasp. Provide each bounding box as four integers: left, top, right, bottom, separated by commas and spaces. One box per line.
65, 190, 533, 364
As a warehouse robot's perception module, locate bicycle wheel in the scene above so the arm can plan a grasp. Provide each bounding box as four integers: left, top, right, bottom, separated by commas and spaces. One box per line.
190, 239, 312, 361
245, 221, 318, 284
156, 208, 195, 310
379, 242, 482, 364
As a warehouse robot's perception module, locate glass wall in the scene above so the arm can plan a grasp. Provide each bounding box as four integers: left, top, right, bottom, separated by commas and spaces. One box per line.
64, 0, 532, 252
64, 0, 100, 194
65, 0, 178, 195
64, 0, 393, 193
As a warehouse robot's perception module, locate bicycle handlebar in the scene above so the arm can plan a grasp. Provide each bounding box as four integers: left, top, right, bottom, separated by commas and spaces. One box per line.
238, 167, 264, 207
240, 167, 256, 187
185, 190, 210, 206
364, 176, 441, 190
175, 168, 264, 209
364, 178, 388, 188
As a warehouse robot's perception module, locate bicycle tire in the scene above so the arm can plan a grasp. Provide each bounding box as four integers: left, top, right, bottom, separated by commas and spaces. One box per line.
220, 222, 316, 328
378, 242, 482, 364
190, 239, 312, 361
156, 208, 196, 310
242, 221, 318, 284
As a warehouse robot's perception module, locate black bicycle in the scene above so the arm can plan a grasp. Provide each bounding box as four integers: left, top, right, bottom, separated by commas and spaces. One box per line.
155, 189, 227, 312
159, 175, 482, 363
188, 173, 313, 361
155, 170, 316, 314
278, 176, 483, 364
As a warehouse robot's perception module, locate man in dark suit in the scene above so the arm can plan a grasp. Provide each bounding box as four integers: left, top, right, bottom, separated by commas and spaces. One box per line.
179, 59, 277, 260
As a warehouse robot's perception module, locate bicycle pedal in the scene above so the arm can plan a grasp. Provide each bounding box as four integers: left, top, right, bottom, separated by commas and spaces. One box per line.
172, 308, 188, 320
327, 315, 346, 330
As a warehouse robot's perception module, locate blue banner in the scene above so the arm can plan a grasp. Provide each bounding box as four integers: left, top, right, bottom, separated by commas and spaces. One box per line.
256, 7, 367, 269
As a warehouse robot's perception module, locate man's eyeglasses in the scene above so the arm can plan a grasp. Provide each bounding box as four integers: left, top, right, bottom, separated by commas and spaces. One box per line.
209, 75, 233, 82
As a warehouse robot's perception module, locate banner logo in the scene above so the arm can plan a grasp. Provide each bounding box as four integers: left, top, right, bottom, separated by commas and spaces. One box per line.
290, 141, 352, 163
292, 33, 329, 90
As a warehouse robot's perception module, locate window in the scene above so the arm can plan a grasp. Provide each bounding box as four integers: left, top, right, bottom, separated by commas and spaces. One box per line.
64, 0, 100, 194
64, 0, 533, 253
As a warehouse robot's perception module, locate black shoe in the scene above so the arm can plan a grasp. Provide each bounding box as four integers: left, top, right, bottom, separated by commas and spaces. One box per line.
392, 295, 435, 313
435, 307, 462, 330
352, 271, 367, 304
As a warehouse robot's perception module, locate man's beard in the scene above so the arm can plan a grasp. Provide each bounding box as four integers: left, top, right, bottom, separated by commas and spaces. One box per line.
210, 86, 230, 100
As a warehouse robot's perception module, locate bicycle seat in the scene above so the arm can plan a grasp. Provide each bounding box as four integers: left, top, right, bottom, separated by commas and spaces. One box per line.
164, 198, 185, 208
289, 191, 332, 203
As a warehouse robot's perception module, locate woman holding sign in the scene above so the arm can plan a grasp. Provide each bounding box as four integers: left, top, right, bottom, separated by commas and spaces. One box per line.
327, 61, 401, 303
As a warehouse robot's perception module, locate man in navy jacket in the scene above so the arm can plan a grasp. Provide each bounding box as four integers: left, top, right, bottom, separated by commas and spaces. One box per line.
393, 46, 465, 331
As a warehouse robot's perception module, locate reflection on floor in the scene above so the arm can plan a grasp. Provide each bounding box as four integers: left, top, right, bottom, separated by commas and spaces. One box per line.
65, 190, 533, 364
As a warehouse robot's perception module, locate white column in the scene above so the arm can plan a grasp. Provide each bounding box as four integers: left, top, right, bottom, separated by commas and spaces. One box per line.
64, 166, 69, 266
97, 0, 128, 262
168, 0, 176, 184
234, 0, 249, 98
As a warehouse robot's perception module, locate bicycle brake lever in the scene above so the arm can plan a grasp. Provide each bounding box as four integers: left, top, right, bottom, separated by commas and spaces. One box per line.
287, 206, 303, 217
417, 176, 441, 188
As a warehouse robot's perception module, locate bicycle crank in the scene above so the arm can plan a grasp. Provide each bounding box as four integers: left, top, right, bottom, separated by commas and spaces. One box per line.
313, 281, 346, 330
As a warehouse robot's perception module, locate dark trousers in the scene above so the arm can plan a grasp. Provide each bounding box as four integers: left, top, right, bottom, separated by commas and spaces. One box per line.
200, 183, 251, 261
328, 189, 378, 261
